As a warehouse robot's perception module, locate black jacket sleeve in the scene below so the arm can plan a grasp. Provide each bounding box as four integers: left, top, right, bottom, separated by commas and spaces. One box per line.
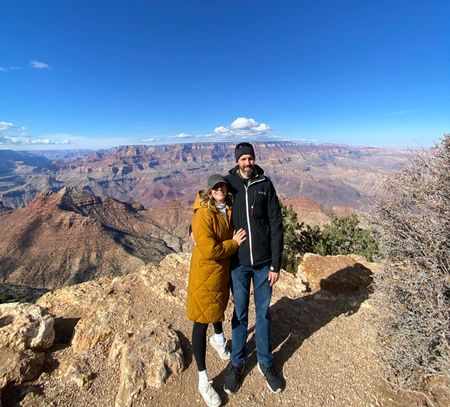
267, 180, 283, 271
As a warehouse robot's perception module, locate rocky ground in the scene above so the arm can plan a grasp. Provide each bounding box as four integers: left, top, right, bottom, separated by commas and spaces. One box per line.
1, 253, 446, 407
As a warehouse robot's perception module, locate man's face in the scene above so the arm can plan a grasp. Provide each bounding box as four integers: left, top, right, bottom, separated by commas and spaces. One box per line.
237, 154, 255, 179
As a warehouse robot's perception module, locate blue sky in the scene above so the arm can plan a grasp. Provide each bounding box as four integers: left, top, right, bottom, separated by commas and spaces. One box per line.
1, 0, 449, 150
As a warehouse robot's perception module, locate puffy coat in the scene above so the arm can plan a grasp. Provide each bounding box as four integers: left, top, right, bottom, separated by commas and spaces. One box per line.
186, 197, 239, 323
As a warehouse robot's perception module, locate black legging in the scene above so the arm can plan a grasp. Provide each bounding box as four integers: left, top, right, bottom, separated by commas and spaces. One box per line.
192, 321, 223, 372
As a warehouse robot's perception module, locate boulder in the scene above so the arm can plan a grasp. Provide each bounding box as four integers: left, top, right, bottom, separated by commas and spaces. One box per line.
19, 391, 52, 407
0, 303, 54, 391
37, 277, 111, 320
297, 253, 374, 293
0, 349, 45, 389
139, 253, 189, 306
110, 321, 183, 407
37, 277, 112, 343
57, 357, 93, 388
2, 254, 190, 405
0, 302, 55, 351
71, 287, 130, 353
69, 269, 185, 407
273, 269, 307, 300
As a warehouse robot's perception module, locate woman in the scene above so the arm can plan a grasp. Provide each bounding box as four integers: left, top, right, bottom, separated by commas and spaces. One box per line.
187, 173, 246, 407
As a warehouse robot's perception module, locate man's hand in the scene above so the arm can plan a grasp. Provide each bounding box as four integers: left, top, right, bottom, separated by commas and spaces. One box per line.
268, 271, 279, 287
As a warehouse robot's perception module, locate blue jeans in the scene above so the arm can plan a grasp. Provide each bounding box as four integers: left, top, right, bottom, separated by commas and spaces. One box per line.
231, 263, 273, 368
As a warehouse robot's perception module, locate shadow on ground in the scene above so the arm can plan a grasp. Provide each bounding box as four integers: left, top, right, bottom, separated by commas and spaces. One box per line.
214, 264, 373, 403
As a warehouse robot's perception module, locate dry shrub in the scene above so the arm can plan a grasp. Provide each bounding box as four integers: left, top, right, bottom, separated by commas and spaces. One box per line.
371, 135, 450, 392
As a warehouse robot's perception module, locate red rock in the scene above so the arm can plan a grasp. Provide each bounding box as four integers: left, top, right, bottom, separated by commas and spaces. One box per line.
298, 253, 374, 293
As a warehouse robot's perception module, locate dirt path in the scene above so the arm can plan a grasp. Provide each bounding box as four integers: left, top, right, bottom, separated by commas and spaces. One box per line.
136, 289, 422, 407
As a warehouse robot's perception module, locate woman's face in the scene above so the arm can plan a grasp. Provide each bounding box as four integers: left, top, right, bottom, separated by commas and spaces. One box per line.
211, 182, 228, 204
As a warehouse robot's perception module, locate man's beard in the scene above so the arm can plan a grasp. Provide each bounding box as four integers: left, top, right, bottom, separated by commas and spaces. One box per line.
240, 165, 254, 178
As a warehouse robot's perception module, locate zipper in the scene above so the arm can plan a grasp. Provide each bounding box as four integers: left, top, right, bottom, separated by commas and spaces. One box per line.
244, 185, 253, 265
244, 177, 265, 266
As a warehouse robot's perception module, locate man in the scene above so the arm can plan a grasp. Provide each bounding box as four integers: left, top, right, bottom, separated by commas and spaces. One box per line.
224, 142, 284, 394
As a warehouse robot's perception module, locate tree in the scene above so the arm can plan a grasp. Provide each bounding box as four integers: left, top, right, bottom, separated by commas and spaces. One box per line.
281, 204, 304, 274
371, 134, 450, 392
320, 214, 378, 261
281, 205, 378, 273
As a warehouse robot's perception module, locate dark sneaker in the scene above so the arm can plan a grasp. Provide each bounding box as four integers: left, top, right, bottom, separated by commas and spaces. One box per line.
258, 363, 283, 393
223, 364, 245, 394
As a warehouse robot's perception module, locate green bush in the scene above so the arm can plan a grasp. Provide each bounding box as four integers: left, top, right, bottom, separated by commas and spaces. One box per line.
319, 214, 378, 261
281, 205, 378, 274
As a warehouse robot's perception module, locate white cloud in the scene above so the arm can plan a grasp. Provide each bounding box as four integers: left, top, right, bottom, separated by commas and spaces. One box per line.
210, 117, 272, 139
30, 60, 50, 69
213, 126, 232, 135
170, 132, 192, 139
30, 138, 51, 144
230, 117, 258, 130
0, 121, 27, 136
287, 137, 318, 143
173, 117, 276, 143
0, 121, 14, 131
0, 66, 22, 71
0, 136, 71, 146
142, 137, 156, 142
26, 138, 70, 145
254, 123, 271, 132
388, 110, 414, 116
0, 121, 71, 146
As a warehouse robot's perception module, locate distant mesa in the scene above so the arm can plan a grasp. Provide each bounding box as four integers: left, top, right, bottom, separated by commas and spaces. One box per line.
0, 142, 410, 211
0, 149, 56, 176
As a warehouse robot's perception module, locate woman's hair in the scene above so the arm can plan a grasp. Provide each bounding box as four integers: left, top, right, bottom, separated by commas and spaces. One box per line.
199, 187, 233, 209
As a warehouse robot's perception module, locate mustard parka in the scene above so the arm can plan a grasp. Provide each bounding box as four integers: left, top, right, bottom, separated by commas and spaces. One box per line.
186, 196, 239, 323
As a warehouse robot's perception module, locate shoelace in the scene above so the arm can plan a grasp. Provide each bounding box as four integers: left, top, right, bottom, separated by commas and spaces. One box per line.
263, 366, 277, 377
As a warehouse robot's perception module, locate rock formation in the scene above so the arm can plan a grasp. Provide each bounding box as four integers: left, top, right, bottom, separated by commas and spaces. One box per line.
0, 188, 180, 290
25, 254, 189, 407
0, 142, 410, 211
0, 303, 55, 392
0, 201, 12, 217
297, 253, 378, 293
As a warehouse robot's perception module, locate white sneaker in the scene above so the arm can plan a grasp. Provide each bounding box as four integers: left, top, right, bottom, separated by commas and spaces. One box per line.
199, 380, 222, 407
209, 336, 230, 360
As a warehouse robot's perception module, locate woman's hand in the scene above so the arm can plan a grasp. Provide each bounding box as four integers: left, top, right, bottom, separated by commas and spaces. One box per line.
233, 228, 247, 246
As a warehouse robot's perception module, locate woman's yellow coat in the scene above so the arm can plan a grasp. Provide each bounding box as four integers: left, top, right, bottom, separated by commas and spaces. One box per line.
186, 198, 238, 323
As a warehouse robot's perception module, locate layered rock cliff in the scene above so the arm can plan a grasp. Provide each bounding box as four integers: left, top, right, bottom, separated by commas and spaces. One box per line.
0, 188, 181, 289
0, 142, 410, 210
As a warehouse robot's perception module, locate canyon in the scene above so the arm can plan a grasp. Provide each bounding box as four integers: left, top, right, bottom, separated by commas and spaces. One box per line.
0, 142, 409, 211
